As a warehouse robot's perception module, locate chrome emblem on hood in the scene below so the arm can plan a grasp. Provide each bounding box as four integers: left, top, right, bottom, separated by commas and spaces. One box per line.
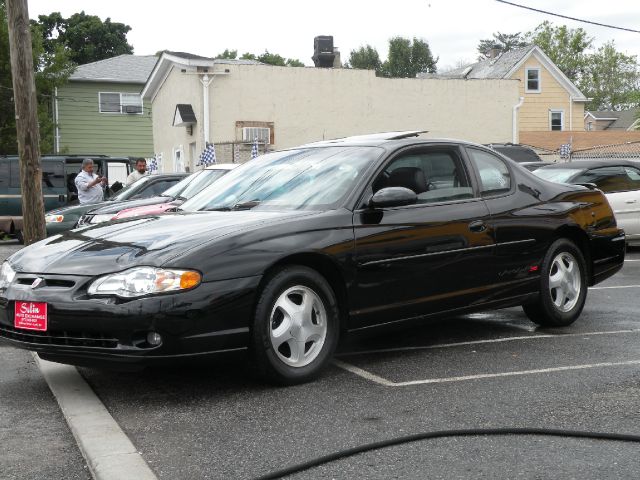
31, 277, 44, 289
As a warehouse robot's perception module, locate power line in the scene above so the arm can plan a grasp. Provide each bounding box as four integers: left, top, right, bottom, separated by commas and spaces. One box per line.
495, 0, 640, 34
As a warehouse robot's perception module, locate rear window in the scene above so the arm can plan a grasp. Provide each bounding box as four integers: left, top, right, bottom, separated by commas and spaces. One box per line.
533, 168, 583, 184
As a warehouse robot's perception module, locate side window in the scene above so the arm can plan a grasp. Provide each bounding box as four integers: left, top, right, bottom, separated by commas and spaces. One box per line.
9, 161, 21, 188
467, 148, 511, 195
575, 167, 629, 193
41, 162, 65, 191
0, 161, 9, 188
372, 149, 473, 204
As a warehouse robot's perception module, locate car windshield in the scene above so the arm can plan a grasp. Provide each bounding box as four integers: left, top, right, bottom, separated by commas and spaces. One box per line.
181, 146, 382, 212
107, 176, 155, 201
533, 167, 583, 184
172, 169, 229, 199
162, 171, 200, 198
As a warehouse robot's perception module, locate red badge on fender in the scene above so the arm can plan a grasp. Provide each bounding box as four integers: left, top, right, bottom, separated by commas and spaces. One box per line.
14, 301, 48, 331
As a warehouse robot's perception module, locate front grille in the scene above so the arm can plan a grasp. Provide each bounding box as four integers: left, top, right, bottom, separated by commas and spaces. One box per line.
16, 277, 76, 288
0, 323, 118, 349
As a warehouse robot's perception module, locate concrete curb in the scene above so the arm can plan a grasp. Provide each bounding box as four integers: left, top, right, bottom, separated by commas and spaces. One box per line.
34, 353, 158, 480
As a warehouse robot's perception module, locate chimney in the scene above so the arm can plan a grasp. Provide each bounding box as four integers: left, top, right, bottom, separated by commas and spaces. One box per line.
486, 48, 501, 59
332, 48, 341, 68
312, 36, 336, 68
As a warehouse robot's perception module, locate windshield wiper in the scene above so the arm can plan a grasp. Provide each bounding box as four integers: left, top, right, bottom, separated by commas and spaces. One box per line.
232, 200, 261, 210
204, 200, 261, 212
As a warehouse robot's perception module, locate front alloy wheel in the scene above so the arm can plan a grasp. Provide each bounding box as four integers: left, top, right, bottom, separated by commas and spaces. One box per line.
269, 285, 328, 367
252, 266, 339, 385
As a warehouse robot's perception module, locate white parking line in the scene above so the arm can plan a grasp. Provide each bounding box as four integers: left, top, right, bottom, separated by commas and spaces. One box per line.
337, 329, 640, 357
35, 354, 158, 480
334, 359, 640, 387
590, 285, 640, 290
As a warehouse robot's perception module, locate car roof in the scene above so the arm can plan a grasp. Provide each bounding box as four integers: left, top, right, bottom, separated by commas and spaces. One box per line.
536, 159, 640, 170
297, 132, 484, 150
204, 163, 238, 171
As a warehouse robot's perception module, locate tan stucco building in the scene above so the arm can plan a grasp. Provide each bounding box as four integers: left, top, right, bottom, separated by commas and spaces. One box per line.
142, 52, 521, 172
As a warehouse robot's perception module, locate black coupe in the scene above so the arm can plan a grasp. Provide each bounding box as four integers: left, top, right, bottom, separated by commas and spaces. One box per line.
0, 133, 625, 384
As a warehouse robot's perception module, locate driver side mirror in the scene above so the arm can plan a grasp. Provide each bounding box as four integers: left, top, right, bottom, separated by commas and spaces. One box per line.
368, 187, 417, 209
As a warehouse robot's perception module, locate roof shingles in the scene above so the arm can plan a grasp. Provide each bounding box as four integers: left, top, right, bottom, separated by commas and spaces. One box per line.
70, 54, 158, 84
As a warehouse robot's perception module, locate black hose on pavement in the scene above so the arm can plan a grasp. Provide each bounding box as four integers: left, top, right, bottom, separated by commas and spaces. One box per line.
254, 427, 640, 480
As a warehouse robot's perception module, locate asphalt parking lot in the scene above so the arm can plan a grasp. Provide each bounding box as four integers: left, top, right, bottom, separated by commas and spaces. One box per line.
2, 241, 640, 479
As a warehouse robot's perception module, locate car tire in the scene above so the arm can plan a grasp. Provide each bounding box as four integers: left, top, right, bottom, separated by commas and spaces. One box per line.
251, 266, 340, 385
522, 238, 588, 327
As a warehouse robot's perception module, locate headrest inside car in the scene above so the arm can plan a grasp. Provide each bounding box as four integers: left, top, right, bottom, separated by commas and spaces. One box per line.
386, 167, 428, 194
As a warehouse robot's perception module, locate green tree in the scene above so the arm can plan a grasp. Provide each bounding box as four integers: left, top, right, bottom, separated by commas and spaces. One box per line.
381, 37, 437, 78
477, 32, 527, 59
347, 44, 382, 71
215, 49, 237, 59
286, 58, 304, 67
240, 52, 257, 60
525, 21, 592, 83
0, 1, 74, 155
34, 11, 133, 65
581, 41, 640, 111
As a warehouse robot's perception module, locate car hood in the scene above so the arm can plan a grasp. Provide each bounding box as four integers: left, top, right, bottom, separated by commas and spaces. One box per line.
46, 202, 101, 216
114, 201, 181, 219
86, 196, 174, 215
9, 210, 314, 275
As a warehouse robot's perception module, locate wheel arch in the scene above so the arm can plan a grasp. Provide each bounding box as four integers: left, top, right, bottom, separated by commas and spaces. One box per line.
553, 225, 593, 284
257, 252, 350, 331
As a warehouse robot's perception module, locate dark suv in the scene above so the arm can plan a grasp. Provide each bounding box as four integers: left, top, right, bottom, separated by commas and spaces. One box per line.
0, 155, 135, 241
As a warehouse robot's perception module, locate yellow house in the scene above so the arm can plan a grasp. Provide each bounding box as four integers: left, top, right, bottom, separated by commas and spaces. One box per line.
439, 45, 589, 140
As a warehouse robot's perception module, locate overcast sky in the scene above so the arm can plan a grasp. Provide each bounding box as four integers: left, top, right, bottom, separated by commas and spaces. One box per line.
28, 0, 640, 70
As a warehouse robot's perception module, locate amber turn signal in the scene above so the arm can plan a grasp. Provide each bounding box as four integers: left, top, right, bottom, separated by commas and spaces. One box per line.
180, 271, 202, 289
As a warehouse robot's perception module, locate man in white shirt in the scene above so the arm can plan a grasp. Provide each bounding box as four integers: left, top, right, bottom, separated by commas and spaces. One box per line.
126, 158, 148, 185
74, 158, 106, 204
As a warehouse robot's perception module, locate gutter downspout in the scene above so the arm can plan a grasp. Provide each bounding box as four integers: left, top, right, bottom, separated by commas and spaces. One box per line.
569, 95, 573, 131
512, 96, 525, 143
201, 74, 214, 146
54, 87, 60, 153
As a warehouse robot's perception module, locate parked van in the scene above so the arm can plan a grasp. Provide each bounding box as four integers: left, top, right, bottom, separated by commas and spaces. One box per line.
0, 155, 135, 241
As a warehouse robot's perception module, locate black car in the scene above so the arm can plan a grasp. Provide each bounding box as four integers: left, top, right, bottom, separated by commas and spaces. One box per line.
0, 133, 625, 385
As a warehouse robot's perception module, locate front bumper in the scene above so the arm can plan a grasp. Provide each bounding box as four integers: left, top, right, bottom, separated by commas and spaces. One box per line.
0, 272, 261, 366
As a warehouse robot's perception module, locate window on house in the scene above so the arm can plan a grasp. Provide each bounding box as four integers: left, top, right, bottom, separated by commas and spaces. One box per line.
587, 121, 593, 131
99, 92, 143, 114
525, 68, 541, 92
550, 110, 564, 131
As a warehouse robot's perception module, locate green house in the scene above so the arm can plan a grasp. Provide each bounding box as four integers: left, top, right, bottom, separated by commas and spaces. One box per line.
55, 55, 158, 157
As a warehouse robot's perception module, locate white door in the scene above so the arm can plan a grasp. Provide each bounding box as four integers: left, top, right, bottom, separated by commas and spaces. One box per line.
173, 146, 185, 173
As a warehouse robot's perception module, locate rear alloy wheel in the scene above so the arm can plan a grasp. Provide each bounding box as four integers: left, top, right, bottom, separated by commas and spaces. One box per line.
252, 266, 339, 385
523, 239, 587, 327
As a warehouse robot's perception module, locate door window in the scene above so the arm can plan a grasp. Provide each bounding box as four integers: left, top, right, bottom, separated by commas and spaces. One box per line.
467, 148, 511, 195
372, 149, 473, 204
624, 167, 640, 189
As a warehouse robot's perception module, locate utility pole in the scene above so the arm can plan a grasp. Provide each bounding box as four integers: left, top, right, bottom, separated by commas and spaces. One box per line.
6, 0, 45, 244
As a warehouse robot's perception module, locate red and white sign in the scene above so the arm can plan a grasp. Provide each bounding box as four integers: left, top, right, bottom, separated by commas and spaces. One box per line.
14, 301, 48, 331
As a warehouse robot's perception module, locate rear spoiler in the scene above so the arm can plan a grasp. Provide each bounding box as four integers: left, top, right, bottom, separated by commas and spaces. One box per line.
574, 183, 598, 190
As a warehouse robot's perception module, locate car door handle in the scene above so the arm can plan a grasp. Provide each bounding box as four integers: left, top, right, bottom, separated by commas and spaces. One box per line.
469, 220, 487, 232
625, 200, 637, 204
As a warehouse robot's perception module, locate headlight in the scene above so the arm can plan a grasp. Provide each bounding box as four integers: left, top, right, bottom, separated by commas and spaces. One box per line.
45, 214, 64, 223
88, 267, 201, 298
0, 262, 16, 289
90, 214, 116, 224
